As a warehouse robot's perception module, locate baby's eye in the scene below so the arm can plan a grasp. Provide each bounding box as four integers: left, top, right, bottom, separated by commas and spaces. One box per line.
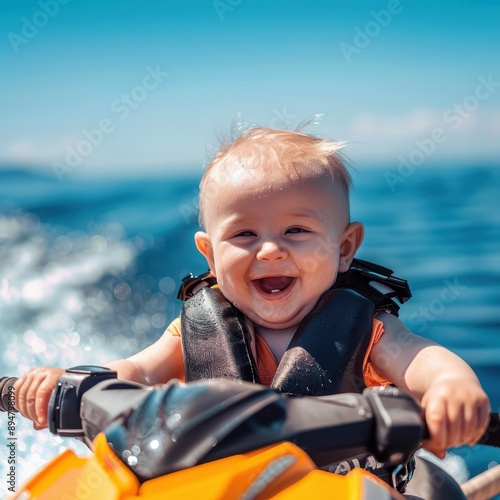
286, 227, 308, 234
235, 230, 256, 237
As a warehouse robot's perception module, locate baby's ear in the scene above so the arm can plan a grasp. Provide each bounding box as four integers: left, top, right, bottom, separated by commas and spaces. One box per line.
194, 231, 216, 277
339, 222, 364, 269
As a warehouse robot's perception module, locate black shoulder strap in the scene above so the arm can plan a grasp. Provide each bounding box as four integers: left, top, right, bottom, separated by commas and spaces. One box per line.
333, 258, 411, 316
272, 289, 374, 396
180, 287, 258, 383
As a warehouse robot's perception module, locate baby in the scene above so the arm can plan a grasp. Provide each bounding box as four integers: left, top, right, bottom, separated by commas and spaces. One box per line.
15, 127, 490, 461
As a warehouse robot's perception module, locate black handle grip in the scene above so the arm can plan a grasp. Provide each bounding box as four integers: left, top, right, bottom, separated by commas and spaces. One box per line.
479, 413, 500, 448
0, 377, 18, 413
2, 371, 500, 451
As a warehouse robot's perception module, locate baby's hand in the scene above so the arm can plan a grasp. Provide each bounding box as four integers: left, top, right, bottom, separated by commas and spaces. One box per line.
421, 376, 490, 458
14, 367, 65, 430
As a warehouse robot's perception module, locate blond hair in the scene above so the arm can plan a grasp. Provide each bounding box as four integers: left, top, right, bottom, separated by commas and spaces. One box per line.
198, 127, 352, 228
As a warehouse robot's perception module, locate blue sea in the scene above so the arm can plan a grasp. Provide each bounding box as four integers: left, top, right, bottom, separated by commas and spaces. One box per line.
1, 164, 499, 496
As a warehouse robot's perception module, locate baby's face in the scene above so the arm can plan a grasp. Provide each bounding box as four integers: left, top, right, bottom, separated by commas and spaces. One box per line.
196, 168, 355, 329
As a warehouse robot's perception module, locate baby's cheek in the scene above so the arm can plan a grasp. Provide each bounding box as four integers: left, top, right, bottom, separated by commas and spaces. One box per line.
215, 275, 239, 302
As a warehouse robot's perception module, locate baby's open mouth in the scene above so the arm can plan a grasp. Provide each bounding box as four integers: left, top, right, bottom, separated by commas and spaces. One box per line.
255, 276, 295, 294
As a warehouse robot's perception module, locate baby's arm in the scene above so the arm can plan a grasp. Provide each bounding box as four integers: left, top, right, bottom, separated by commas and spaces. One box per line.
14, 328, 183, 429
106, 329, 184, 385
371, 313, 490, 458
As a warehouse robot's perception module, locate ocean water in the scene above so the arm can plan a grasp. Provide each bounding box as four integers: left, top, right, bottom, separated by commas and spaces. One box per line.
1, 165, 499, 496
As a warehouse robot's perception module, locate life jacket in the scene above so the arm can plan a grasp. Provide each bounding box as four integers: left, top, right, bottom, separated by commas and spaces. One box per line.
180, 286, 374, 396
178, 258, 411, 396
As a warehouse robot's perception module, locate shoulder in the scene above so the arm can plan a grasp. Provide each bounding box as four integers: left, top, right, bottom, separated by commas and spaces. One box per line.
373, 312, 435, 362
374, 312, 433, 350
375, 312, 410, 338
369, 312, 439, 383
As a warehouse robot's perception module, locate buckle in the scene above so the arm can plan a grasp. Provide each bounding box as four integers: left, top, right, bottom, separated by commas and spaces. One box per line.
177, 271, 217, 301
391, 456, 415, 492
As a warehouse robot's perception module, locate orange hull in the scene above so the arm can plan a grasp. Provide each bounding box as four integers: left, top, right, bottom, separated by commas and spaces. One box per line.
11, 433, 403, 500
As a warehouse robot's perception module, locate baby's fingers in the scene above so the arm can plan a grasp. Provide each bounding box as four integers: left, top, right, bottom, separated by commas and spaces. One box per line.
13, 375, 31, 417
465, 399, 491, 446
423, 398, 448, 459
33, 376, 55, 428
24, 375, 45, 425
13, 368, 60, 428
15, 375, 42, 425
460, 403, 477, 446
446, 402, 464, 448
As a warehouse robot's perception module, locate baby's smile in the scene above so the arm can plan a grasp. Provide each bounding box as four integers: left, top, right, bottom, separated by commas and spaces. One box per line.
253, 276, 296, 295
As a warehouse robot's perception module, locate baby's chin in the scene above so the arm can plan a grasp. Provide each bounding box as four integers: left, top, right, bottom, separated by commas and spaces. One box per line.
243, 308, 308, 331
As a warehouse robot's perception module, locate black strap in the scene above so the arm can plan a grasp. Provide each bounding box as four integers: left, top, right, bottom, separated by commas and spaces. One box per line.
333, 258, 412, 316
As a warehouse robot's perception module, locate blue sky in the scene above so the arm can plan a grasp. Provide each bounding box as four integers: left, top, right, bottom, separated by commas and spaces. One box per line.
2, 0, 500, 176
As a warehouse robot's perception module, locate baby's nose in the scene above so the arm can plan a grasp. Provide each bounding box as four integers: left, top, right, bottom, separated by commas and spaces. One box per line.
256, 241, 287, 261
